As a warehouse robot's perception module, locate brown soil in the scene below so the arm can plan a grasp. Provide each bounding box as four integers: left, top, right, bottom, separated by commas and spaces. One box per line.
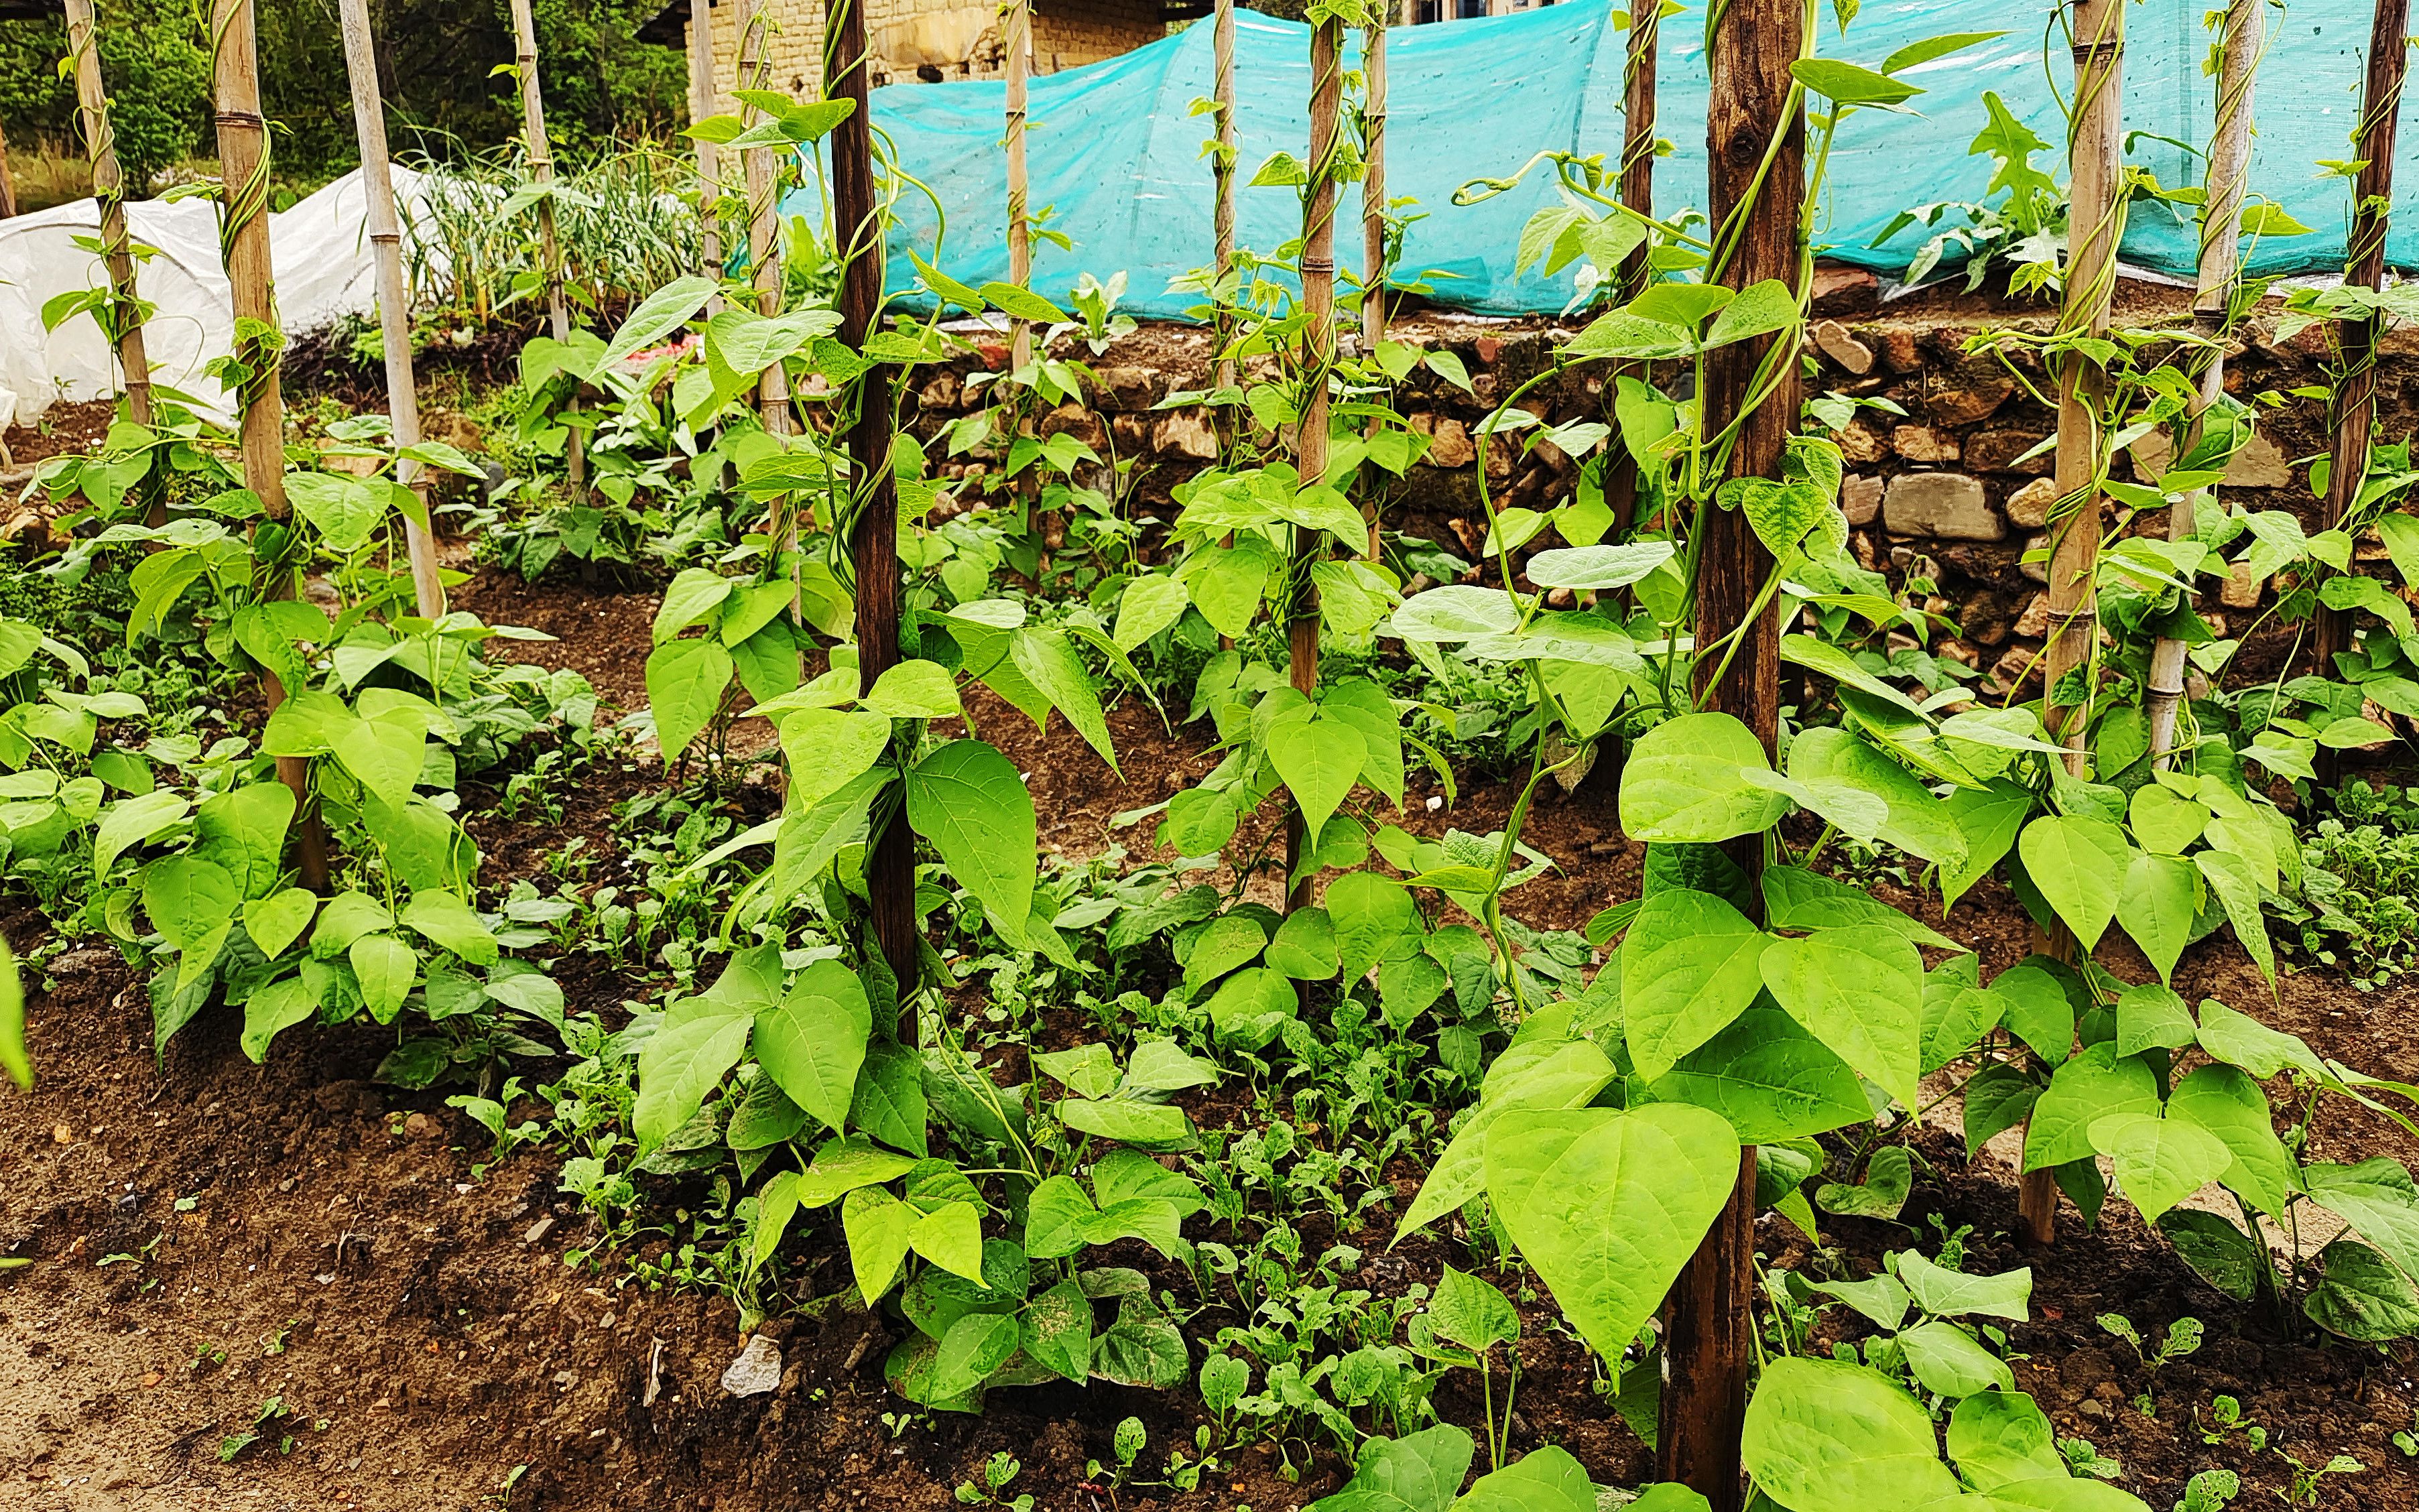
2, 401, 116, 471
5, 568, 2417, 1512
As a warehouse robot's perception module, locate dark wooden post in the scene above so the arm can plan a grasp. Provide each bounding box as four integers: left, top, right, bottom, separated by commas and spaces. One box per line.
1657, 0, 1802, 1505
2315, 0, 2410, 785
212, 0, 328, 891
829, 0, 916, 991
1284, 13, 1343, 913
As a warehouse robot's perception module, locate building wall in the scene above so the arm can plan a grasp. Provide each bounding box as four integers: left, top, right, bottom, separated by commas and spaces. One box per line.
687, 0, 1166, 111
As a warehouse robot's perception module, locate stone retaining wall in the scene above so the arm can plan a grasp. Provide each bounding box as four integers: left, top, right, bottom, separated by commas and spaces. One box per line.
902, 276, 2402, 696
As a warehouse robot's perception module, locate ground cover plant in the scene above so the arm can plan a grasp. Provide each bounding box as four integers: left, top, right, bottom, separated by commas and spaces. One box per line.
9, 0, 2419, 1509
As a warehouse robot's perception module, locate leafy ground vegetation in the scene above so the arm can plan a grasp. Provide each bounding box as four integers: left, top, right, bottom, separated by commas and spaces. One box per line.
9, 3, 2419, 1512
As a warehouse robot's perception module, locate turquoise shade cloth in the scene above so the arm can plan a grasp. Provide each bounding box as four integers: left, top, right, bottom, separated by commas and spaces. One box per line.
782, 2, 2413, 320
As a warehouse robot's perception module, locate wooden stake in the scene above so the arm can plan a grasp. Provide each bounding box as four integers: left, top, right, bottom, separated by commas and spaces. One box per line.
1284, 15, 1343, 914
1005, 0, 1032, 371
1658, 0, 1802, 1504
65, 0, 153, 432
690, 0, 725, 312
2315, 0, 2410, 787
1359, 9, 1387, 560
2148, 0, 2259, 770
830, 0, 916, 991
1601, 0, 1658, 546
337, 0, 444, 620
212, 0, 328, 892
507, 0, 584, 488
1211, 0, 1236, 396
0, 117, 17, 220
2022, 0, 2127, 1249
738, 0, 791, 434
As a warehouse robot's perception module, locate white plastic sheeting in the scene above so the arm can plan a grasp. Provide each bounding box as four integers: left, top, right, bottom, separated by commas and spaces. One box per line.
0, 165, 426, 430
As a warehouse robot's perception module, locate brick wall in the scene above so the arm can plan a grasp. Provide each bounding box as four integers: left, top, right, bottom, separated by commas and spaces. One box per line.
686, 0, 1167, 105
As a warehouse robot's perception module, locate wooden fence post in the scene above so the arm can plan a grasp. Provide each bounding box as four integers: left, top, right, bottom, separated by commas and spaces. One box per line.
2148, 0, 2259, 769
211, 0, 328, 891
2026, 0, 2127, 1247
64, 0, 153, 432
337, 0, 445, 619
1658, 0, 1803, 1504
829, 0, 916, 991
1284, 13, 1343, 913
738, 0, 792, 434
690, 0, 725, 311
507, 0, 585, 489
2315, 0, 2411, 786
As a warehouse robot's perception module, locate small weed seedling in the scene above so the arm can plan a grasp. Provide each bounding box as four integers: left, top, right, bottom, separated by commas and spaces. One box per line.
2173, 1468, 2239, 1512
2198, 1395, 2268, 1452
1086, 1417, 1147, 1509
2100, 1313, 2202, 1415
954, 1451, 1034, 1511
2277, 1452, 2362, 1508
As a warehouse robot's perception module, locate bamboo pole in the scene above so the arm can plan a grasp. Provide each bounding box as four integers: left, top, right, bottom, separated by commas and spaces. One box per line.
337, 0, 444, 620
1211, 0, 1238, 410
2314, 0, 2410, 787
2022, 0, 2126, 1249
1656, 0, 1802, 1505
1601, 0, 1658, 546
830, 0, 916, 992
64, 0, 153, 432
1005, 0, 1032, 371
738, 0, 791, 434
690, 0, 725, 313
2148, 0, 2260, 770
1283, 15, 1343, 914
212, 0, 328, 892
0, 119, 16, 220
1359, 9, 1387, 559
507, 0, 584, 489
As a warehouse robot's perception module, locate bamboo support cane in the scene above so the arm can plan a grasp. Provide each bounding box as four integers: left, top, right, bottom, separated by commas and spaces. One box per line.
739, 0, 792, 434
1284, 15, 1343, 914
1005, 0, 1032, 371
336, 0, 445, 619
829, 0, 916, 993
212, 0, 328, 891
690, 0, 725, 314
65, 0, 154, 433
507, 0, 585, 489
1359, 9, 1387, 560
2148, 0, 2260, 771
1656, 0, 1803, 1505
2022, 0, 2127, 1249
2314, 0, 2411, 787
1211, 0, 1238, 430
1602, 0, 1658, 546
